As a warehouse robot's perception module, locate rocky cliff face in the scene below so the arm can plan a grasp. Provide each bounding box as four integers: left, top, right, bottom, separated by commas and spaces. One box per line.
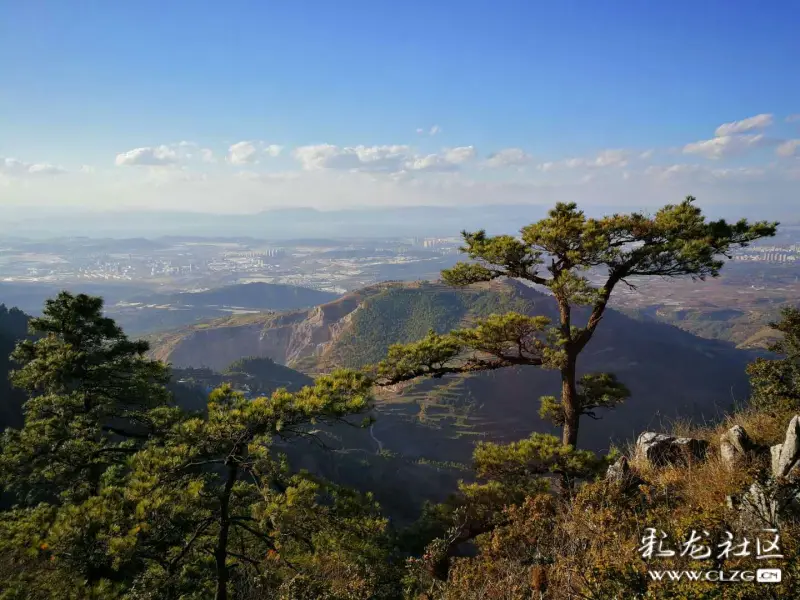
159, 286, 373, 370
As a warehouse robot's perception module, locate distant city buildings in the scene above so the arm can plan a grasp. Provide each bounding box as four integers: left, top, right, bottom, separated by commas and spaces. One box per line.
732, 245, 799, 263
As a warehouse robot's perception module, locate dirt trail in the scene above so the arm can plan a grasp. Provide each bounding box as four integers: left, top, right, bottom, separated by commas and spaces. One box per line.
369, 424, 384, 453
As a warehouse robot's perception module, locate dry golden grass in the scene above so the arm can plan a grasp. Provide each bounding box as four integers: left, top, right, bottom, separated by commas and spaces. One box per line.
715, 406, 798, 448
620, 406, 800, 546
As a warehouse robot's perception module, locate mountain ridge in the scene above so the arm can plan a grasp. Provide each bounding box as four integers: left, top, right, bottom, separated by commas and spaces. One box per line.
149, 278, 755, 454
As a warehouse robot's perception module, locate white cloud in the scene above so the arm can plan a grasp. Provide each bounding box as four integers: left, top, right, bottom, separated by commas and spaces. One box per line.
2, 158, 27, 175
27, 163, 67, 176
485, 148, 533, 168
115, 145, 179, 166
682, 134, 767, 159
227, 141, 283, 164
714, 114, 773, 137
9, 120, 800, 216
293, 144, 411, 172
443, 146, 476, 164
115, 142, 219, 166
406, 154, 459, 172
292, 144, 474, 174
787, 114, 800, 123
592, 149, 629, 167
200, 148, 215, 163
2, 157, 67, 176
227, 141, 259, 165
776, 139, 800, 157
538, 149, 629, 171
416, 125, 442, 136
80, 165, 96, 174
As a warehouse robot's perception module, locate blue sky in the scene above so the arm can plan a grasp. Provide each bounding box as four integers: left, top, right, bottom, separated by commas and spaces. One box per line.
1, 1, 799, 214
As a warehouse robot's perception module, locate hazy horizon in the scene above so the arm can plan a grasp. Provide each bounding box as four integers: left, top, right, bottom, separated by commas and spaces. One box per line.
2, 201, 797, 240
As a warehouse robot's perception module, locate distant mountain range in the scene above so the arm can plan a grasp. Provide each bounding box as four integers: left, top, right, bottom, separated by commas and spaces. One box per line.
150, 278, 756, 456
4, 203, 789, 239
126, 282, 339, 310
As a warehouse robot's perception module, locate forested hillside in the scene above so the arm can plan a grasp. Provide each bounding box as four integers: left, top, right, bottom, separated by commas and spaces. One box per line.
1, 293, 798, 599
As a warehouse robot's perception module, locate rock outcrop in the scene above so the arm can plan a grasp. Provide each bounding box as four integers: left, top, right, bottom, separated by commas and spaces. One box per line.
726, 415, 800, 527
605, 456, 643, 489
605, 456, 631, 483
720, 425, 759, 470
772, 415, 800, 479
634, 432, 709, 467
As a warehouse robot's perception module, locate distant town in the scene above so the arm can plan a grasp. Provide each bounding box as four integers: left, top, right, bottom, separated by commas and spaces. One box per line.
731, 244, 799, 263
0, 236, 464, 295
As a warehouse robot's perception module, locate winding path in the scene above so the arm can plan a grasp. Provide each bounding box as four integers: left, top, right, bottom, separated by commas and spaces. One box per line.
369, 424, 384, 453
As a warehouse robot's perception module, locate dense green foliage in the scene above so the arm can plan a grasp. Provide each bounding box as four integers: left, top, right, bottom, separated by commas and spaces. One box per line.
1, 292, 175, 504
333, 283, 536, 368
0, 293, 389, 600
747, 306, 800, 412
0, 294, 798, 599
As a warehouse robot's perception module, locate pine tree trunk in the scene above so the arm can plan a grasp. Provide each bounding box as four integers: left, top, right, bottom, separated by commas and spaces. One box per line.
215, 461, 238, 600
560, 354, 579, 448
556, 295, 580, 449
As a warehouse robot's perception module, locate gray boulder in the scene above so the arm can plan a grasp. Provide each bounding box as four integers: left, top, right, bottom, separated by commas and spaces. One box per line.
772, 415, 800, 478
605, 456, 637, 486
734, 415, 800, 528
740, 481, 782, 528
720, 425, 757, 470
635, 432, 709, 467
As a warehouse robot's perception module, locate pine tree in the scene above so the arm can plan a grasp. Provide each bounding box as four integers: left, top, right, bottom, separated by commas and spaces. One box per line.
747, 306, 800, 411
375, 198, 776, 448
0, 292, 180, 596
1, 291, 175, 502
117, 372, 383, 600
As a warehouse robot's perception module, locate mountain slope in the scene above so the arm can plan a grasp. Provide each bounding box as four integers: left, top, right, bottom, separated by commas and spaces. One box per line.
151, 280, 546, 370
150, 279, 754, 455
